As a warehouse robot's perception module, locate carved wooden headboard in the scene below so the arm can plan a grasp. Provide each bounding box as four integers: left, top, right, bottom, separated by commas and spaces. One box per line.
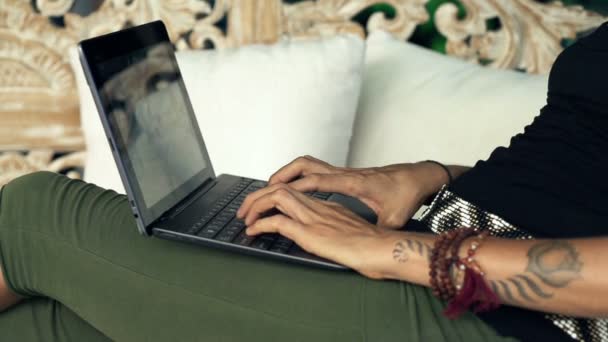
0, 0, 605, 186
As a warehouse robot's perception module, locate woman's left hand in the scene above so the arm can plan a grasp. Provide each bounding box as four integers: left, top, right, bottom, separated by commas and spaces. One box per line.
237, 183, 392, 279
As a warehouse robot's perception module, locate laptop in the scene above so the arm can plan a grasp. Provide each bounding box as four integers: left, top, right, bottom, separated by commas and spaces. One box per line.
78, 20, 376, 270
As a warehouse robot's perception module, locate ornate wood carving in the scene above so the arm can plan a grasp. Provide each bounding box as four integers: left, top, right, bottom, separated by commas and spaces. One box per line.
0, 0, 81, 150
0, 150, 85, 187
435, 0, 607, 74
0, 0, 605, 185
62, 0, 227, 49
226, 0, 283, 47
282, 0, 429, 40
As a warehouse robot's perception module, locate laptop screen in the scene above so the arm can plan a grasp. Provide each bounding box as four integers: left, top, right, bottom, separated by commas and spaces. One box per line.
80, 22, 214, 228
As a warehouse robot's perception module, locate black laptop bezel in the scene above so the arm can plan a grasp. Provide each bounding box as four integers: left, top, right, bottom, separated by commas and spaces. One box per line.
78, 21, 216, 232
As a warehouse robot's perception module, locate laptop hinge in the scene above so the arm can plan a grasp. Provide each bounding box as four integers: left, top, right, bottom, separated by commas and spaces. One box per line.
159, 178, 216, 222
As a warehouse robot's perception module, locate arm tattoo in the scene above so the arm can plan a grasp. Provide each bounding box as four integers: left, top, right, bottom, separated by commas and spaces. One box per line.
392, 239, 433, 264
489, 240, 580, 305
526, 241, 583, 287
513, 275, 553, 299
490, 281, 499, 295
393, 241, 409, 263
506, 278, 535, 302
497, 280, 518, 303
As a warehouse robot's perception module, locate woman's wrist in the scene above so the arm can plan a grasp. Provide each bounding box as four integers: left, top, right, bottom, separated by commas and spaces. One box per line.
362, 230, 436, 284
408, 162, 451, 200
411, 162, 471, 200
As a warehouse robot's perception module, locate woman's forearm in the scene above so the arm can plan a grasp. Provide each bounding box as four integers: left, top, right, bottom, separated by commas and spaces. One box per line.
374, 231, 608, 318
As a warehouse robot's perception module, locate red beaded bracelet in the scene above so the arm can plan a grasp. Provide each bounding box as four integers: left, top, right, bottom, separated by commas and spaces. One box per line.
430, 228, 476, 300
430, 227, 501, 319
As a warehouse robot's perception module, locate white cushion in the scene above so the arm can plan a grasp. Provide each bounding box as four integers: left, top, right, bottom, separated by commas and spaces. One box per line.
70, 35, 365, 193
348, 31, 549, 168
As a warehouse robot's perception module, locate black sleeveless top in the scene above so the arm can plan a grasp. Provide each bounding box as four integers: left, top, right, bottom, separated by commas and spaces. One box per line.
452, 23, 608, 239
447, 22, 608, 341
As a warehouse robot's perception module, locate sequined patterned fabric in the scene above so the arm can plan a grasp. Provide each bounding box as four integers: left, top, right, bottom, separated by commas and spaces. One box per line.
419, 186, 608, 342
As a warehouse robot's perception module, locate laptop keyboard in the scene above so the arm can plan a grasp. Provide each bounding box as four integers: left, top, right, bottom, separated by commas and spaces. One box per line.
185, 179, 331, 254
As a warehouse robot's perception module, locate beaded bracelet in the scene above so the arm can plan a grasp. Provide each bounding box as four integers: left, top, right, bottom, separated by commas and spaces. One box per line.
429, 230, 453, 298
429, 227, 500, 319
430, 228, 476, 300
451, 231, 489, 291
444, 229, 477, 296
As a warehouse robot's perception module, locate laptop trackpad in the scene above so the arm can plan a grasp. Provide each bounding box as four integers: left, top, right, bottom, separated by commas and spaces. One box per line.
327, 193, 377, 224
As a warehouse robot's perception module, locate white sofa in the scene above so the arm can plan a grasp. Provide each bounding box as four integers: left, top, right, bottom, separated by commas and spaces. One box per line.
71, 32, 548, 193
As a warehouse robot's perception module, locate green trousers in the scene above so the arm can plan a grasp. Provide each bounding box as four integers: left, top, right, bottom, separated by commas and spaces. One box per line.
0, 172, 516, 341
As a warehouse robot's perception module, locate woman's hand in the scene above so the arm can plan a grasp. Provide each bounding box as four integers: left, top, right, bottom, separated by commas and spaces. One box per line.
236, 183, 393, 279
258, 156, 450, 229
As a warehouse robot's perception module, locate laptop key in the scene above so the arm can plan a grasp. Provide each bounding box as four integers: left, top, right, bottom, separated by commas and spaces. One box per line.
206, 222, 222, 230
190, 179, 261, 242
217, 222, 244, 241
215, 216, 230, 225
219, 212, 234, 219
216, 229, 239, 242
187, 225, 200, 235
214, 217, 233, 229
251, 238, 272, 250
224, 206, 238, 214
251, 234, 277, 250
230, 219, 245, 228
234, 231, 255, 246
273, 237, 293, 249
269, 244, 291, 254
198, 226, 220, 239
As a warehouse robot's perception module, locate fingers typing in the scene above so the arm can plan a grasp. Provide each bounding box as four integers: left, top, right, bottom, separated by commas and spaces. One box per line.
268, 155, 334, 186
246, 214, 305, 242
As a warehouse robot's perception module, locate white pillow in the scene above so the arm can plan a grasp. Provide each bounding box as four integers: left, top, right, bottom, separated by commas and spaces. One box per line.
348, 31, 549, 168
70, 35, 365, 193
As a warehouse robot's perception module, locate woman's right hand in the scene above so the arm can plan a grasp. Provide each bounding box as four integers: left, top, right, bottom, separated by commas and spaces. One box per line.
255, 156, 452, 229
